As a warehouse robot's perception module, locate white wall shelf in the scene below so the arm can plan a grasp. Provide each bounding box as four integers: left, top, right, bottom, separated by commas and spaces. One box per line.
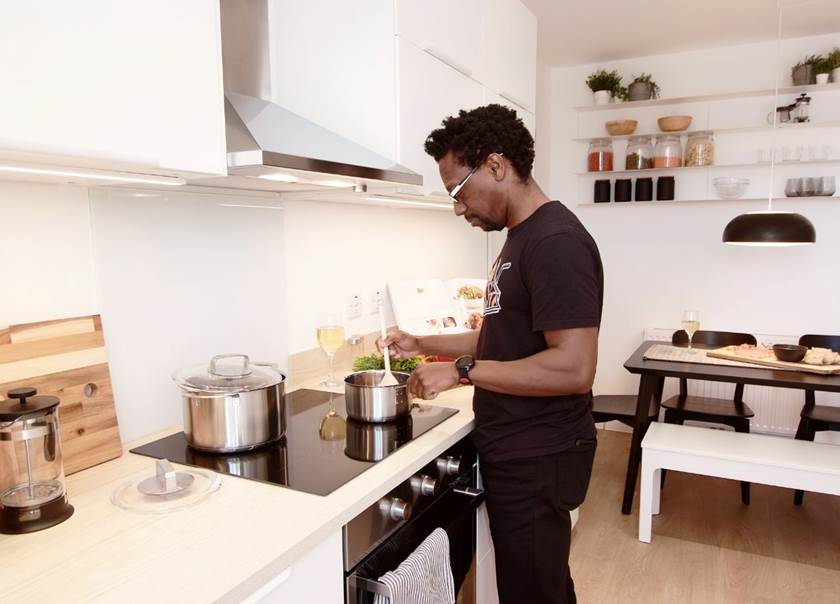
576, 195, 837, 208
577, 159, 840, 177
572, 121, 840, 143
574, 82, 840, 112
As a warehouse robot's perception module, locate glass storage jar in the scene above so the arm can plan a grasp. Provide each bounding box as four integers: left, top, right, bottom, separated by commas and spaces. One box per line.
685, 132, 714, 167
587, 139, 614, 172
625, 136, 654, 170
653, 135, 682, 168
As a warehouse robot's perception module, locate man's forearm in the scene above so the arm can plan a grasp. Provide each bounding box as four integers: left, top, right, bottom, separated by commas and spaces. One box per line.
468, 347, 596, 397
418, 331, 479, 358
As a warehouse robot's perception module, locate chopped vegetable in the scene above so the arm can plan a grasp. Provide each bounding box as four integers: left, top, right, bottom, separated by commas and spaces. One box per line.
457, 285, 483, 300
352, 354, 426, 373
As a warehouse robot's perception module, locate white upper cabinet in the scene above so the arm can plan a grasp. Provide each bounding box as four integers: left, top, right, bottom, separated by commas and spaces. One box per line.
0, 1, 226, 176
267, 0, 397, 161
398, 39, 483, 195
482, 0, 537, 113
395, 0, 485, 83
483, 89, 536, 137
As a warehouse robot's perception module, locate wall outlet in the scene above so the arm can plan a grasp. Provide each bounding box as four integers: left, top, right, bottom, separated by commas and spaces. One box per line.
369, 289, 384, 314
346, 293, 363, 320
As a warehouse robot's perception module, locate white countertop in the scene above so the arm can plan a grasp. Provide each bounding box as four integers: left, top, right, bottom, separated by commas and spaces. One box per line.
0, 385, 475, 603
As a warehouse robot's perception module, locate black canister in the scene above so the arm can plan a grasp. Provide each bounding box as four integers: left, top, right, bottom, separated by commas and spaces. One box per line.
594, 179, 611, 203
634, 177, 653, 201
614, 179, 631, 202
656, 176, 675, 201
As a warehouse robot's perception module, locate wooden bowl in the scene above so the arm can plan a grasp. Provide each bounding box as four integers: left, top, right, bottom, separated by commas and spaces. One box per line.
658, 115, 692, 132
773, 344, 807, 363
605, 120, 638, 136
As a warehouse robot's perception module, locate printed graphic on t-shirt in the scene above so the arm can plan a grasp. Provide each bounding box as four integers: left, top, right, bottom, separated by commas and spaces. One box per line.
484, 257, 511, 316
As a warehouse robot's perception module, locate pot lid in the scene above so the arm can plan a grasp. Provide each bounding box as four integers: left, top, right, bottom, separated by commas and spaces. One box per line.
173, 354, 285, 393
0, 388, 60, 422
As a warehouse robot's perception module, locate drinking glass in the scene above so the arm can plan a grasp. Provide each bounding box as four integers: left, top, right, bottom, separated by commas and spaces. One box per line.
316, 313, 345, 387
682, 310, 700, 351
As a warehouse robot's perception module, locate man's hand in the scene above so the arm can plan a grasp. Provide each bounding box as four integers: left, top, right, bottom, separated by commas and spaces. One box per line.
377, 330, 422, 359
407, 362, 460, 400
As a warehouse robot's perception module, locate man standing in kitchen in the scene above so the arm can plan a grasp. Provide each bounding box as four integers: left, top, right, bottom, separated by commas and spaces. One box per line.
379, 104, 602, 604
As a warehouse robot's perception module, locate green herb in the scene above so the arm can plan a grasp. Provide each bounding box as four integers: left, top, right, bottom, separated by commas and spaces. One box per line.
830, 47, 840, 69
352, 354, 425, 373
615, 85, 629, 102
813, 56, 834, 75
586, 69, 622, 93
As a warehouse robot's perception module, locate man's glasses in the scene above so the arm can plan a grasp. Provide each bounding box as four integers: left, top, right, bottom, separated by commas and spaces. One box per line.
448, 165, 478, 203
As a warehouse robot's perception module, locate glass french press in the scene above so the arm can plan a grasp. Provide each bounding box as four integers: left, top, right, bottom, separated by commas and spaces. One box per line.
0, 387, 74, 534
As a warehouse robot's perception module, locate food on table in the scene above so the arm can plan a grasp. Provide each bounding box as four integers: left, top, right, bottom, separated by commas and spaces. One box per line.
457, 285, 484, 300
802, 347, 840, 366
733, 343, 774, 359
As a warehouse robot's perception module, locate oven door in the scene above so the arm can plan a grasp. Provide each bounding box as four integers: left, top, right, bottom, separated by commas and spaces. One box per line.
346, 482, 485, 604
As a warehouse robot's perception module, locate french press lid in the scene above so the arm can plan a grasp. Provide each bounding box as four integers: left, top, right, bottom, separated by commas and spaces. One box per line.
0, 387, 60, 421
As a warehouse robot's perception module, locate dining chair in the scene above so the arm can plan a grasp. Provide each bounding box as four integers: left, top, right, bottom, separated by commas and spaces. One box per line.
793, 333, 840, 505
660, 330, 757, 504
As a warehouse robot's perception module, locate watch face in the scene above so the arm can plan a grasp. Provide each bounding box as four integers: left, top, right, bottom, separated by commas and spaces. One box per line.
456, 356, 474, 373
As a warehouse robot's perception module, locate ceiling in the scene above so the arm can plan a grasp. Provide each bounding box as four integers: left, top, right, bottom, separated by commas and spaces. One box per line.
522, 0, 840, 66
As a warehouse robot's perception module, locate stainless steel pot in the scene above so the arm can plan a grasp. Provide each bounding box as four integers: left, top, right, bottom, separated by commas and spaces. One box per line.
344, 370, 410, 423
173, 354, 286, 453
344, 416, 413, 462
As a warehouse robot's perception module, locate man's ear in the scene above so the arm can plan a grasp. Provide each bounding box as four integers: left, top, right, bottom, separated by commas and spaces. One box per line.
487, 152, 506, 182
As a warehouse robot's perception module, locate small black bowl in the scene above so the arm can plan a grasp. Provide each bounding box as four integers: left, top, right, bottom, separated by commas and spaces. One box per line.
773, 344, 807, 363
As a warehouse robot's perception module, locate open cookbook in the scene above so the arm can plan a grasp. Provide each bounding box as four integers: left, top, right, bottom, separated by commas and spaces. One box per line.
387, 278, 487, 336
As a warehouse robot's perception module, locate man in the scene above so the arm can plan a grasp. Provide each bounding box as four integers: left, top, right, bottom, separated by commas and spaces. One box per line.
380, 104, 603, 604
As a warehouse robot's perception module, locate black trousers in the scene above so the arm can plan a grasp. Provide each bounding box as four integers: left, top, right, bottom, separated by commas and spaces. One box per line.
479, 438, 596, 604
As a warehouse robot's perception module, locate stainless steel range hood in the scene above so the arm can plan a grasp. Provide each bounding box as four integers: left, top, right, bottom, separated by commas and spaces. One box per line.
219, 0, 421, 188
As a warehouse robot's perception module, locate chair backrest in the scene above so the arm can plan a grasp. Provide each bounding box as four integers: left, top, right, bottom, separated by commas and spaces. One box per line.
799, 334, 840, 350
672, 330, 756, 348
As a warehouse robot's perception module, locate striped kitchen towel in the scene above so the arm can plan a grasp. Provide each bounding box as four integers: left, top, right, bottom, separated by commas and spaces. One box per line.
373, 528, 455, 604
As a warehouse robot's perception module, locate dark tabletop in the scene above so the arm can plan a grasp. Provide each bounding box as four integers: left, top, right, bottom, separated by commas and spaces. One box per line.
624, 341, 840, 392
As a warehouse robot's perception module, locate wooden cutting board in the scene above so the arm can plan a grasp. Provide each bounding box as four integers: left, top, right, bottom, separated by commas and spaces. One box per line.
707, 346, 840, 376
0, 315, 122, 475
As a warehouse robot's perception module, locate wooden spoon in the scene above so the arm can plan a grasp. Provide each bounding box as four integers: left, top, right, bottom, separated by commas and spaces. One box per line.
378, 303, 399, 386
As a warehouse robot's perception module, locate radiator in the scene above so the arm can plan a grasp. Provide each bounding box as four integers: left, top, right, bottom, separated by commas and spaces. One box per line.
641, 328, 840, 437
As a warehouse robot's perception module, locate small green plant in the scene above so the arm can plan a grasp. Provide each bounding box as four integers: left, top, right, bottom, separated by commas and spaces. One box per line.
792, 54, 822, 72
828, 47, 840, 69
631, 73, 660, 98
813, 56, 833, 75
615, 85, 629, 102
352, 354, 426, 373
586, 69, 621, 93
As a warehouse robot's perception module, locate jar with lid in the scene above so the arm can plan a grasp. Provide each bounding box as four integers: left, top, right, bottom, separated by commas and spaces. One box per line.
685, 132, 714, 167
587, 139, 614, 172
792, 93, 811, 123
653, 135, 682, 168
625, 136, 654, 170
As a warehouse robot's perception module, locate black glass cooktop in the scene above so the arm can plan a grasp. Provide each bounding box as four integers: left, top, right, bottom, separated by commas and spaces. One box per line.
131, 389, 458, 496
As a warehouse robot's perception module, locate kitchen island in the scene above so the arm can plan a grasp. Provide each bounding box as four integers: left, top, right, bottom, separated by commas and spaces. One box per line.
0, 386, 475, 603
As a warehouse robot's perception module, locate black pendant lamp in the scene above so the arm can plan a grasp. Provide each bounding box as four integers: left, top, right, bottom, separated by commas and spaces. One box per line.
722, 211, 816, 246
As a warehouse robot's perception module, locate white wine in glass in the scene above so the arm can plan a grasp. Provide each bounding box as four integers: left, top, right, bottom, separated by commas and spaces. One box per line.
316, 314, 345, 387
682, 310, 700, 350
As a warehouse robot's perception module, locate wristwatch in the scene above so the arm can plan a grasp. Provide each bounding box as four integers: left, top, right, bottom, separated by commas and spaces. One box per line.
455, 355, 476, 385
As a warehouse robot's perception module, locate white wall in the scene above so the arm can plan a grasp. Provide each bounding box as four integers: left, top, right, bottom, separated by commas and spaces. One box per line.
283, 200, 487, 353
0, 181, 97, 324
547, 33, 840, 400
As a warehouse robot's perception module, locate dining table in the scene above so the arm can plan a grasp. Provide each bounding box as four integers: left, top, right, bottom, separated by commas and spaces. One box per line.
620, 341, 840, 514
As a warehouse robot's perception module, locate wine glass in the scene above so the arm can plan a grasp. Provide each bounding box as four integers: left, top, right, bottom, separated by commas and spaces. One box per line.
316, 313, 345, 387
682, 310, 700, 351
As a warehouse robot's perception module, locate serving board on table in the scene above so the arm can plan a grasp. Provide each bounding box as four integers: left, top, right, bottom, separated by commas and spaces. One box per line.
0, 315, 122, 475
707, 345, 840, 375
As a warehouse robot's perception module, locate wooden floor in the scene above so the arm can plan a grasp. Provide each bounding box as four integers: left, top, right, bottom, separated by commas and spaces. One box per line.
570, 428, 840, 603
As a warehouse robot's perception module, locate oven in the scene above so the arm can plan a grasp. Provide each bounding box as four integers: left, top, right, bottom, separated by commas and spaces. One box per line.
344, 436, 484, 603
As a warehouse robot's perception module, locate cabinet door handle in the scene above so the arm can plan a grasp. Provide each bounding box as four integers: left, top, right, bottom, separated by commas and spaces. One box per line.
424, 46, 473, 78
499, 90, 531, 113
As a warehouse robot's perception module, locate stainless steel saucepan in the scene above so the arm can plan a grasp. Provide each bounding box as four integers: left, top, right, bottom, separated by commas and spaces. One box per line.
344, 370, 411, 423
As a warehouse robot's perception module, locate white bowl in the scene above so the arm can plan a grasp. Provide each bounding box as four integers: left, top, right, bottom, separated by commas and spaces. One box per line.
713, 177, 749, 200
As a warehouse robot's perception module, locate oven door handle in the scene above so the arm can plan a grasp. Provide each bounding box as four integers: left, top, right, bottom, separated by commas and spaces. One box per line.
452, 485, 485, 503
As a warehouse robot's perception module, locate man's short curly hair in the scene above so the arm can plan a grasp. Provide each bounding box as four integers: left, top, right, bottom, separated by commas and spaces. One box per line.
424, 104, 535, 180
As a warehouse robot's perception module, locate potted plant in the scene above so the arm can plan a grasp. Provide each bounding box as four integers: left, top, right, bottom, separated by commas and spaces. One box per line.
628, 73, 660, 101
614, 85, 629, 103
830, 47, 840, 84
586, 69, 621, 105
791, 54, 821, 86
814, 56, 833, 85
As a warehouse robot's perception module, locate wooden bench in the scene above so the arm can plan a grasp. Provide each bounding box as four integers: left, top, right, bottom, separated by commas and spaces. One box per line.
639, 422, 840, 543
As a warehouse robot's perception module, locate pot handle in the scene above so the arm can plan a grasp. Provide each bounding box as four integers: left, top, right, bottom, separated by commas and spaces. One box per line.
209, 354, 251, 377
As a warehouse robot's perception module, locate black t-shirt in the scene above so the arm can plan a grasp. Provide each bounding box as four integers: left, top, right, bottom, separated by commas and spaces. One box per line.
473, 201, 603, 463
